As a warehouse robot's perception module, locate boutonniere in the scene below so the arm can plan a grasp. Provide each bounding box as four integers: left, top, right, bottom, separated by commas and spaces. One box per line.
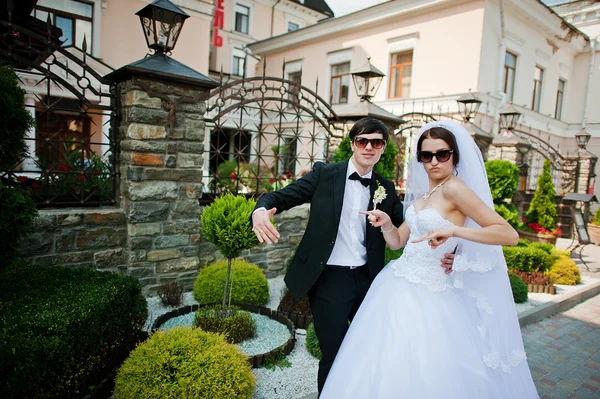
372, 180, 387, 211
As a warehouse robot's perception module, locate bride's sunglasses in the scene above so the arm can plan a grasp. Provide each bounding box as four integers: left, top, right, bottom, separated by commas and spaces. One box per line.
353, 137, 386, 149
417, 149, 454, 163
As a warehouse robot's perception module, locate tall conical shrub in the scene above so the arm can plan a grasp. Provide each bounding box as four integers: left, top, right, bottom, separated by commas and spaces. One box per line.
525, 159, 557, 230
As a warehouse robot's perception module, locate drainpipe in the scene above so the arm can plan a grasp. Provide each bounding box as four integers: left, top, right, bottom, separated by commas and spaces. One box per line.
270, 0, 282, 37
581, 36, 598, 130
494, 0, 507, 134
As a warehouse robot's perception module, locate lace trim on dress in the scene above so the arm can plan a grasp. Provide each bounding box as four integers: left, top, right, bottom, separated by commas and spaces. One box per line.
453, 252, 497, 273
391, 263, 451, 292
483, 349, 527, 373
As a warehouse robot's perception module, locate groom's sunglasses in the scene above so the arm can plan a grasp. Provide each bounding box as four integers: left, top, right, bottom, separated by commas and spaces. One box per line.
417, 149, 454, 163
353, 137, 386, 149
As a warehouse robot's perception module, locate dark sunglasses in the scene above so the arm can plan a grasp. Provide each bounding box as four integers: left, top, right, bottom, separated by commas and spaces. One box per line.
353, 137, 386, 149
417, 149, 454, 163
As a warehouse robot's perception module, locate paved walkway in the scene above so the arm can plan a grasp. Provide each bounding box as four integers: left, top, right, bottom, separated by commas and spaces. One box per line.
523, 294, 600, 399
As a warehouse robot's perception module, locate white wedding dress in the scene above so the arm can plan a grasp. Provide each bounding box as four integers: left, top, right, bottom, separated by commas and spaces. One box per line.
320, 205, 539, 398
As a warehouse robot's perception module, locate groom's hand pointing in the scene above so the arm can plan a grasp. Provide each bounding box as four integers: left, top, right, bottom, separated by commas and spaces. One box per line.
252, 208, 280, 244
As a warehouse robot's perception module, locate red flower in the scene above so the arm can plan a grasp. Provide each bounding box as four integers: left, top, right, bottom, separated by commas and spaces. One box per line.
47, 164, 55, 170
31, 183, 41, 189
17, 176, 27, 183
269, 178, 275, 184
229, 172, 237, 181
57, 165, 70, 172
286, 173, 293, 179
77, 175, 84, 182
93, 169, 101, 174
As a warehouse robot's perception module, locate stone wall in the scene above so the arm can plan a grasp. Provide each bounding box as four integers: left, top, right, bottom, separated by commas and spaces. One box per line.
22, 208, 127, 271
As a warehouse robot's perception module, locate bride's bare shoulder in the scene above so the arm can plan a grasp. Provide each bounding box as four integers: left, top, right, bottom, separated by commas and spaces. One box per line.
442, 177, 472, 200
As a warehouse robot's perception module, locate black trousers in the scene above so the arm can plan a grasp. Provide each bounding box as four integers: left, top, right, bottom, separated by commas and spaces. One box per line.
307, 265, 372, 396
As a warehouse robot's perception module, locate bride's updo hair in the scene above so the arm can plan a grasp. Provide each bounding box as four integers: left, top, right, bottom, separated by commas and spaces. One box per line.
417, 127, 460, 166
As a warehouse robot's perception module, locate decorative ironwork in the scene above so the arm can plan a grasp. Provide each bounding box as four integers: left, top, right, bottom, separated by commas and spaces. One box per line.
0, 8, 119, 208
200, 57, 343, 201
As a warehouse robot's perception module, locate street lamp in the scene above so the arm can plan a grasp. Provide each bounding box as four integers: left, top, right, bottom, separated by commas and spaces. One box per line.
499, 102, 522, 132
575, 128, 592, 150
456, 89, 482, 123
136, 0, 190, 54
351, 57, 385, 103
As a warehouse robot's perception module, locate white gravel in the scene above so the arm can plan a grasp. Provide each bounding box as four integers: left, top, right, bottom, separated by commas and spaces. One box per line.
143, 275, 319, 399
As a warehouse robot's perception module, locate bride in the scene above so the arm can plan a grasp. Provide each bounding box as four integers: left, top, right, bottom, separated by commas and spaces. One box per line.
320, 120, 539, 398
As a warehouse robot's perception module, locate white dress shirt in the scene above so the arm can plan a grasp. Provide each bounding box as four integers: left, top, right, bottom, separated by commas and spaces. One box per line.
326, 160, 371, 267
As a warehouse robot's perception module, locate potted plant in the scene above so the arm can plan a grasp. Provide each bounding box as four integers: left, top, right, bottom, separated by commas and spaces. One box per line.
588, 207, 600, 245
519, 160, 561, 245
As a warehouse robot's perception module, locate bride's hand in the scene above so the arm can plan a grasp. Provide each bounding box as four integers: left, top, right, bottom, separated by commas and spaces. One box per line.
412, 228, 455, 248
360, 209, 392, 229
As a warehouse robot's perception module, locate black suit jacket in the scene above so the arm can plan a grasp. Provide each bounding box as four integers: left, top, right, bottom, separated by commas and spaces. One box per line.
255, 160, 404, 298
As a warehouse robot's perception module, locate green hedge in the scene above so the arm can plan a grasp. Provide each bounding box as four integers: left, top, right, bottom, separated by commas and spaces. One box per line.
494, 202, 520, 228
509, 273, 528, 303
306, 323, 322, 360
503, 246, 552, 273
485, 160, 519, 202
114, 327, 255, 399
0, 259, 147, 399
193, 259, 269, 306
332, 136, 398, 179
548, 254, 581, 285
0, 185, 38, 267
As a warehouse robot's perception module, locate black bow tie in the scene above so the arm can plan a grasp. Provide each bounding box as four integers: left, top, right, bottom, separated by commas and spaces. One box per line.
349, 172, 371, 187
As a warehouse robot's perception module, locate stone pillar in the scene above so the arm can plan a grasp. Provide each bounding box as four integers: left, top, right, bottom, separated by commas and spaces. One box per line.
113, 75, 214, 294
576, 150, 598, 194
23, 94, 39, 171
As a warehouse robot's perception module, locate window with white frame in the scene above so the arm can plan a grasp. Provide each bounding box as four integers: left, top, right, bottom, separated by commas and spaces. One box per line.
532, 66, 544, 112
288, 22, 300, 32
388, 50, 413, 99
330, 62, 350, 104
277, 135, 297, 175
234, 4, 249, 34
32, 0, 93, 53
555, 79, 565, 120
232, 55, 245, 77
503, 51, 517, 102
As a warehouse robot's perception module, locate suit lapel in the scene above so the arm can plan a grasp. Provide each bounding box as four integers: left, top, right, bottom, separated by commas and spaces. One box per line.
366, 175, 377, 244
332, 161, 348, 228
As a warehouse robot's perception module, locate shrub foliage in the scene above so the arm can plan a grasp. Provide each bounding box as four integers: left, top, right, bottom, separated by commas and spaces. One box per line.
193, 259, 269, 306
114, 327, 255, 399
0, 259, 147, 399
503, 246, 551, 273
524, 159, 557, 230
0, 185, 38, 267
509, 273, 528, 303
485, 160, 519, 201
193, 306, 256, 343
306, 323, 322, 360
547, 254, 581, 285
157, 280, 183, 307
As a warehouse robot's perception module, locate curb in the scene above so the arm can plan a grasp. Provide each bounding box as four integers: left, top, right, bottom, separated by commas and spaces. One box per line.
518, 279, 600, 327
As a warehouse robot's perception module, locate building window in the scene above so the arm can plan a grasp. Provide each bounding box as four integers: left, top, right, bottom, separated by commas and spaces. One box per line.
555, 79, 565, 120
503, 52, 517, 102
288, 22, 300, 32
532, 66, 544, 112
388, 50, 413, 99
277, 136, 297, 175
330, 62, 350, 104
232, 55, 245, 76
288, 71, 302, 102
32, 0, 93, 53
209, 128, 251, 175
234, 4, 249, 34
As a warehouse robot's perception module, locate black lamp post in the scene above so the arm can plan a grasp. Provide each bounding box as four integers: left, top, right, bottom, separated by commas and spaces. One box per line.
136, 0, 190, 54
351, 57, 385, 102
575, 128, 592, 150
499, 102, 522, 132
456, 89, 482, 123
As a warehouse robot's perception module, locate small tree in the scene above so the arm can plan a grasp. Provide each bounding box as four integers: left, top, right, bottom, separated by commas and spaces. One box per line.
200, 193, 259, 314
332, 136, 398, 179
525, 159, 557, 230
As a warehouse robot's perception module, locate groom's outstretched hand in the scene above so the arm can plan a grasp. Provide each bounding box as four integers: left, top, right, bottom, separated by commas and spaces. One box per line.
252, 208, 280, 244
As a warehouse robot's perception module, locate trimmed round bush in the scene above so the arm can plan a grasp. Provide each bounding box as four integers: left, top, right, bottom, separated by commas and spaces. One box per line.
547, 255, 581, 285
495, 202, 520, 228
194, 259, 269, 306
509, 273, 528, 303
114, 327, 255, 399
193, 306, 256, 343
485, 160, 519, 201
306, 323, 322, 360
503, 246, 551, 273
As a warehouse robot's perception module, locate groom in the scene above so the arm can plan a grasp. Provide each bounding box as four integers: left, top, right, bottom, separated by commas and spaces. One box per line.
252, 117, 454, 395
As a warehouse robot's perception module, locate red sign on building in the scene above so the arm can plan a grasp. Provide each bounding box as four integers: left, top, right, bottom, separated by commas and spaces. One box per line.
213, 0, 224, 47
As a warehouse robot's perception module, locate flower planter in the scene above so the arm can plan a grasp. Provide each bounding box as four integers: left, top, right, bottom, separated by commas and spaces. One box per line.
517, 230, 558, 246
588, 223, 600, 246
151, 302, 296, 368
526, 284, 556, 294
276, 311, 313, 330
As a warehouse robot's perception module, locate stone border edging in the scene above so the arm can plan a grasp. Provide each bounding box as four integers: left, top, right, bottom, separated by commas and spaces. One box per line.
151, 302, 296, 368
518, 279, 600, 327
